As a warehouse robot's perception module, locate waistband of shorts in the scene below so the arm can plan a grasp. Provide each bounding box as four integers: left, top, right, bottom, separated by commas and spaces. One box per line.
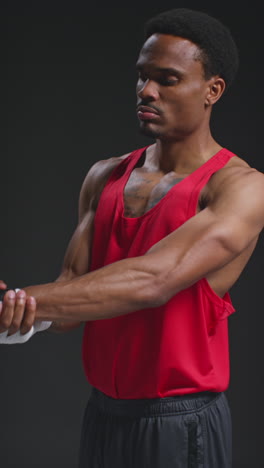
89, 387, 222, 418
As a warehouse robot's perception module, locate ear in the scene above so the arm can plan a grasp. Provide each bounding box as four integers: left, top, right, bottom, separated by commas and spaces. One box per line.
204, 76, 226, 107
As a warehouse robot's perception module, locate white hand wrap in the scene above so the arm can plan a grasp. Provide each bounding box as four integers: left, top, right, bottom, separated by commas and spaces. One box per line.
0, 289, 52, 345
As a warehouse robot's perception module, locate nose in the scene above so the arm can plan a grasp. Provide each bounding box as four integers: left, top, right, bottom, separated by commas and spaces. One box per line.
136, 79, 159, 101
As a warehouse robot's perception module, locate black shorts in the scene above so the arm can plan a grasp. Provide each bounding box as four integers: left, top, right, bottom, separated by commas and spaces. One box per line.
78, 387, 232, 468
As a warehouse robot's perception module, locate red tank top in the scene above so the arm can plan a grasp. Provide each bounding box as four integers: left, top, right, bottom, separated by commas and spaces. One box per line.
82, 146, 236, 399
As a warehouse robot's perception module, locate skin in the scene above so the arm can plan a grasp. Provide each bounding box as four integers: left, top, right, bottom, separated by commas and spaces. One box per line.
1, 33, 264, 335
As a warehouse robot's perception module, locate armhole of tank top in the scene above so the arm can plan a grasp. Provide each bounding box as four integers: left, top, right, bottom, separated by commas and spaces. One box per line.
104, 152, 134, 186
91, 154, 134, 232
200, 278, 235, 316
200, 278, 236, 334
93, 146, 149, 227
187, 153, 236, 319
105, 146, 149, 187
187, 150, 236, 218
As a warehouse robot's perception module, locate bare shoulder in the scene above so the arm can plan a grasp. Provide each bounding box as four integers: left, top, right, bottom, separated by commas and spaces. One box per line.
203, 154, 264, 233
79, 151, 132, 217
207, 154, 264, 196
82, 152, 129, 190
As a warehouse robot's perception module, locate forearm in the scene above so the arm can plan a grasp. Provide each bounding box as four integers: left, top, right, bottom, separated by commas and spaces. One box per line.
23, 256, 161, 322
49, 320, 82, 333
48, 273, 83, 332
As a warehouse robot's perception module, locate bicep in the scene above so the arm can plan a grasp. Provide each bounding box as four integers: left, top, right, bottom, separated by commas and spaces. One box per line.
57, 210, 95, 281
145, 171, 264, 297
51, 158, 120, 330
150, 168, 264, 259
205, 168, 264, 254
57, 163, 100, 281
51, 196, 95, 331
55, 157, 123, 283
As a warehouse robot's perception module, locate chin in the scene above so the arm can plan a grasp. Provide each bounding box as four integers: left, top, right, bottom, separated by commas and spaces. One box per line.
139, 123, 162, 139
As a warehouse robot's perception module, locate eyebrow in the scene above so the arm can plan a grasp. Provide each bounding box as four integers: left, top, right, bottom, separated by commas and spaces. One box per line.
136, 64, 184, 77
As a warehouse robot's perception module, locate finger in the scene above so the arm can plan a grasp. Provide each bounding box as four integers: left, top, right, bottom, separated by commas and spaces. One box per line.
20, 296, 36, 335
0, 281, 7, 290
0, 290, 16, 333
7, 290, 27, 336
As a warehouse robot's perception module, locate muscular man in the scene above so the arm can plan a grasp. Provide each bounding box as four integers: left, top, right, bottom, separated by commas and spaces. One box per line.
1, 8, 263, 468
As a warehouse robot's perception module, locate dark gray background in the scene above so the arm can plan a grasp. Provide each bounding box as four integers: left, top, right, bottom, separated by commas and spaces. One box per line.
2, 1, 262, 467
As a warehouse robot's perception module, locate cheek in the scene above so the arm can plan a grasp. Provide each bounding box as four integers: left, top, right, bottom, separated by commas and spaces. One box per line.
168, 86, 207, 114
185, 82, 208, 106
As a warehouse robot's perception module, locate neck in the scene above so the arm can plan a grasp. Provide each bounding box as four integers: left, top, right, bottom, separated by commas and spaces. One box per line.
147, 132, 222, 174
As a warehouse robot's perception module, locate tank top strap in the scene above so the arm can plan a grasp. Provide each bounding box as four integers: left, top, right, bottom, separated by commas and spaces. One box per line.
105, 146, 149, 187
188, 148, 235, 186
187, 148, 236, 217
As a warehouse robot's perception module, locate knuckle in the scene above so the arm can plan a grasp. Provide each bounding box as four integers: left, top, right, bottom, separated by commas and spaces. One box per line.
5, 295, 15, 304
27, 297, 36, 309
16, 298, 26, 308
17, 290, 26, 299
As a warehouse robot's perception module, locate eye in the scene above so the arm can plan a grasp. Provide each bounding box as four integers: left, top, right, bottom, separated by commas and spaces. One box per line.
159, 77, 178, 86
137, 72, 147, 83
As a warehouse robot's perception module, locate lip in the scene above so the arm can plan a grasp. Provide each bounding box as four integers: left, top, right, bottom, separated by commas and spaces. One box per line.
137, 105, 160, 121
137, 105, 160, 115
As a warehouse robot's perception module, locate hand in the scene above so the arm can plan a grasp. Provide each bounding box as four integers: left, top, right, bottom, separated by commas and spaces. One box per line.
0, 280, 7, 290
0, 289, 36, 336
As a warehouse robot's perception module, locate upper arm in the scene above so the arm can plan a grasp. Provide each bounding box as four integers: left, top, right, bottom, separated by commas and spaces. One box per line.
57, 165, 98, 281
206, 167, 264, 252
51, 157, 124, 331
58, 155, 128, 281
145, 167, 264, 298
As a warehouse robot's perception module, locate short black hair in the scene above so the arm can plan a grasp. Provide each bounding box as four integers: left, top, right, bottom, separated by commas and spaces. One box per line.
144, 8, 239, 91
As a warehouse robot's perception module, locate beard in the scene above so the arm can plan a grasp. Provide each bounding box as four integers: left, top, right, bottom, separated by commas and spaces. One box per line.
139, 123, 162, 139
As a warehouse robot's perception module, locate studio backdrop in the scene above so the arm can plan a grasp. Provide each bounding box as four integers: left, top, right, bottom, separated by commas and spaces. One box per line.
2, 2, 262, 467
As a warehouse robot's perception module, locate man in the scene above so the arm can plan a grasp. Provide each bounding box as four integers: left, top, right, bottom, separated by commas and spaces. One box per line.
1, 7, 263, 468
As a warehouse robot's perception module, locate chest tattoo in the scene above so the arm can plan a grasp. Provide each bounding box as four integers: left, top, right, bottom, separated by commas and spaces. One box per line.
123, 172, 184, 217
146, 178, 183, 211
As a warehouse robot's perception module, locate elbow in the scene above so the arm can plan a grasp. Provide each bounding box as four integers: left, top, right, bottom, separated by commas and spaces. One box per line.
140, 235, 240, 310
139, 274, 173, 309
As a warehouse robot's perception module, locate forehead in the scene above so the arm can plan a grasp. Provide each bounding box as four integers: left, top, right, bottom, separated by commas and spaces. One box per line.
137, 33, 201, 70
